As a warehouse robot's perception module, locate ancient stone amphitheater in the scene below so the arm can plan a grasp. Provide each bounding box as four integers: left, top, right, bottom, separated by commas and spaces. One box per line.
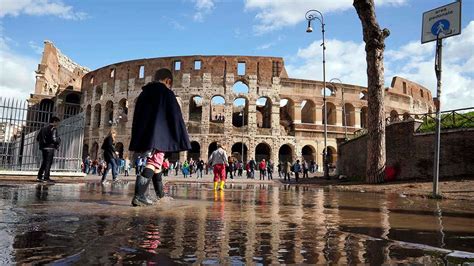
30, 42, 435, 166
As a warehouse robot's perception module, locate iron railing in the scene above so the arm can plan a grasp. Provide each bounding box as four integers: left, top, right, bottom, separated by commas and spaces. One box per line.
0, 98, 84, 172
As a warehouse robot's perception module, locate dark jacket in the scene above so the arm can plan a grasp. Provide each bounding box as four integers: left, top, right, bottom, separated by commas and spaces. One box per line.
101, 135, 116, 162
36, 125, 60, 150
129, 82, 191, 152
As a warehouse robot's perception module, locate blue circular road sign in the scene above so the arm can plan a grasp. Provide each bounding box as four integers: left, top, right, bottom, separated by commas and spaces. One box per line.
431, 19, 450, 36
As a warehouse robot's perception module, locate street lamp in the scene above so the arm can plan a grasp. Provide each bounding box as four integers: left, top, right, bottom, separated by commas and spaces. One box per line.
329, 78, 347, 140
305, 9, 329, 179
239, 110, 245, 163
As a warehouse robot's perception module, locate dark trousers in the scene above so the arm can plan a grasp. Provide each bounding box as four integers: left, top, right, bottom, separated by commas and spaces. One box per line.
197, 169, 203, 178
38, 148, 55, 180
102, 159, 118, 181
295, 172, 300, 182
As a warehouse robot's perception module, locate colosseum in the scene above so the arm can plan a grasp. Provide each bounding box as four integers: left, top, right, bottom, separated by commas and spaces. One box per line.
30, 41, 435, 167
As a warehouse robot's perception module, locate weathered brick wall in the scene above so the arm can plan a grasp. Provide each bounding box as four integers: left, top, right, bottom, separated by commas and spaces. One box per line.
338, 121, 474, 180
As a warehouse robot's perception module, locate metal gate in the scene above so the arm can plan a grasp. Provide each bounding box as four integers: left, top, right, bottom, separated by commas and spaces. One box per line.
0, 98, 84, 172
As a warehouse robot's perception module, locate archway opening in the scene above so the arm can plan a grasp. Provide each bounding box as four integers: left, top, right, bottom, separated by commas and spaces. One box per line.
188, 141, 201, 161
115, 142, 124, 159
321, 87, 336, 97
104, 101, 113, 126
232, 97, 248, 127
94, 104, 101, 128
301, 100, 316, 123
86, 105, 92, 126
302, 145, 316, 163
95, 86, 103, 101
118, 99, 128, 124
343, 103, 355, 126
64, 93, 81, 119
324, 146, 337, 165
91, 142, 99, 160
255, 143, 271, 162
233, 81, 249, 94
210, 96, 225, 123
323, 102, 337, 125
231, 142, 248, 162
256, 97, 272, 128
189, 96, 203, 122
278, 144, 293, 163
208, 142, 218, 159
82, 144, 89, 160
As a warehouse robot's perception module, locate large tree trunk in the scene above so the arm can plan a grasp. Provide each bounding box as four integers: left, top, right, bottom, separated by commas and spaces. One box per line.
353, 0, 389, 183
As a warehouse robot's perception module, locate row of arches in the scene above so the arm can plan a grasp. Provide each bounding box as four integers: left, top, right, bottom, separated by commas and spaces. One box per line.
85, 99, 128, 128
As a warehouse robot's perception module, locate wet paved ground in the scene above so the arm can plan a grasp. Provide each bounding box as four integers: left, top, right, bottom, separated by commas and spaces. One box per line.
1, 181, 474, 264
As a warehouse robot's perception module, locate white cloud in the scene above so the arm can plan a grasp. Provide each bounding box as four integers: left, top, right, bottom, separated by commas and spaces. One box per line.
0, 35, 37, 101
386, 21, 474, 110
193, 0, 215, 22
28, 41, 43, 54
286, 21, 474, 111
244, 0, 408, 34
0, 0, 87, 20
286, 39, 368, 86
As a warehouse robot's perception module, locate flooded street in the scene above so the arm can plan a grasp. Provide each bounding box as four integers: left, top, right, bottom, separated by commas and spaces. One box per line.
1, 182, 473, 264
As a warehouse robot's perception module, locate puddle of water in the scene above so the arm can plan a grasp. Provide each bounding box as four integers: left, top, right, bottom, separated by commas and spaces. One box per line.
0, 182, 473, 264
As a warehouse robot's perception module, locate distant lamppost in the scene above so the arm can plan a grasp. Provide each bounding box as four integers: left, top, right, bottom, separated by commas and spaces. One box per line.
239, 110, 245, 162
330, 78, 347, 140
305, 9, 329, 179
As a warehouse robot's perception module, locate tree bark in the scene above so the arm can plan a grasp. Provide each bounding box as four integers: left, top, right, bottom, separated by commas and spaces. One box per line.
353, 0, 388, 183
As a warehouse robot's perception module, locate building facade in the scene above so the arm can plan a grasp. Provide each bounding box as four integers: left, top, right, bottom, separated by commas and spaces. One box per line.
78, 55, 435, 166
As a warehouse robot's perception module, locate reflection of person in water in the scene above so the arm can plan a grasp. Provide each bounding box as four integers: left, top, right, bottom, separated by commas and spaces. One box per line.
35, 184, 49, 201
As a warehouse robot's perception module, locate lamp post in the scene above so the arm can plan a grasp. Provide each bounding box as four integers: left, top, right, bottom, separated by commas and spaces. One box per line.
305, 9, 329, 179
329, 78, 347, 140
240, 110, 245, 163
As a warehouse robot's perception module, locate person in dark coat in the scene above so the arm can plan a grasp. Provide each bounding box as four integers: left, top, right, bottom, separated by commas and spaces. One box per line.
36, 116, 61, 182
129, 68, 191, 206
101, 129, 118, 183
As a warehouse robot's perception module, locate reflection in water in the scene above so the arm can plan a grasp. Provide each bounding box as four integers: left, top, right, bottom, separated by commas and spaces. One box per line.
0, 182, 473, 264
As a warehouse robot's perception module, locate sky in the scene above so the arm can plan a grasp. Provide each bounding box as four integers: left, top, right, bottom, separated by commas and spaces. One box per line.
0, 0, 473, 111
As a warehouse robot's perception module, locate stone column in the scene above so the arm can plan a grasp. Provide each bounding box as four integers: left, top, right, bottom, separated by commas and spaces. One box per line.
316, 106, 323, 125
354, 107, 361, 128
336, 107, 343, 126
293, 102, 302, 124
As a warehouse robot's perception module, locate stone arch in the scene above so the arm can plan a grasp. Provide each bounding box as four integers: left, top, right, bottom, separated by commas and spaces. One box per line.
280, 98, 295, 125
86, 105, 92, 126
188, 141, 201, 161
231, 142, 248, 162
104, 101, 114, 127
118, 98, 128, 124
232, 97, 248, 127
91, 141, 99, 160
323, 102, 337, 125
64, 93, 81, 118
208, 142, 218, 159
256, 97, 272, 128
278, 144, 293, 163
390, 110, 399, 122
343, 103, 356, 126
210, 95, 225, 122
115, 142, 124, 159
255, 142, 271, 162
233, 80, 249, 94
302, 145, 316, 162
38, 99, 54, 123
94, 103, 101, 128
301, 99, 316, 123
361, 106, 368, 128
321, 87, 336, 97
189, 96, 203, 122
165, 152, 180, 164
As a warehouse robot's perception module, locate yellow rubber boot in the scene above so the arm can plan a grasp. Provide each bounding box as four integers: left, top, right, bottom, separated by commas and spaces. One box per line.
220, 181, 225, 191
213, 182, 218, 191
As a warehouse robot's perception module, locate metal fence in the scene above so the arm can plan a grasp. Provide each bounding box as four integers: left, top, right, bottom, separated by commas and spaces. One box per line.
0, 98, 84, 172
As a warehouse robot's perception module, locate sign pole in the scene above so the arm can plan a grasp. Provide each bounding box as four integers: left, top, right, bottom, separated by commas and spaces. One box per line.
433, 35, 442, 198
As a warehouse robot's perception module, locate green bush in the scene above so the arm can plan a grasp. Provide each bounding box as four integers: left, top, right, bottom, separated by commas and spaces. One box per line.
418, 111, 474, 132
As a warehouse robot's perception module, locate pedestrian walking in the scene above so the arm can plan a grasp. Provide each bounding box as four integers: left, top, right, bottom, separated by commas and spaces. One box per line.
293, 160, 301, 183
129, 68, 191, 206
197, 158, 204, 178
259, 159, 267, 180
226, 156, 234, 180
124, 157, 130, 176
302, 160, 309, 178
101, 129, 119, 184
36, 116, 61, 182
182, 161, 190, 178
267, 160, 274, 180
208, 143, 228, 191
249, 158, 256, 179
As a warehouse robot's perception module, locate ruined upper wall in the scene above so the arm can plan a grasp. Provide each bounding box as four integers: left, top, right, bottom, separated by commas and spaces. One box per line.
81, 55, 287, 90
33, 41, 89, 98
